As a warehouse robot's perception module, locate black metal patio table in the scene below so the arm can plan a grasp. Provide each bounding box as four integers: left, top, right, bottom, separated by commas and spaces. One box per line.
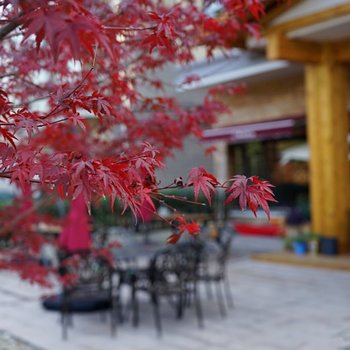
111, 240, 164, 323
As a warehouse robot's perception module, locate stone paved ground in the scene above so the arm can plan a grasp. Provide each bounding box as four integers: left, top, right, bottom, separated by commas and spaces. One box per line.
0, 251, 350, 350
0, 330, 44, 350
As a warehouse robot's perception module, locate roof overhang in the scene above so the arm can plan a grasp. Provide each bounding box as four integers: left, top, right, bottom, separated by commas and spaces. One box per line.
287, 13, 350, 42
178, 60, 293, 91
265, 0, 350, 63
176, 50, 302, 92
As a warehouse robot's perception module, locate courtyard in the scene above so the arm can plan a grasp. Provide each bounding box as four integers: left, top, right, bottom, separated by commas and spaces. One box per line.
0, 236, 349, 350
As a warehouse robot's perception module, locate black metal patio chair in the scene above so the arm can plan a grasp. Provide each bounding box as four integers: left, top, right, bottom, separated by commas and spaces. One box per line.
42, 252, 119, 340
197, 223, 234, 317
130, 242, 204, 336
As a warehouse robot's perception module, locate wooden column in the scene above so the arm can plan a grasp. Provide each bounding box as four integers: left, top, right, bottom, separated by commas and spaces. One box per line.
266, 6, 350, 253
305, 50, 350, 253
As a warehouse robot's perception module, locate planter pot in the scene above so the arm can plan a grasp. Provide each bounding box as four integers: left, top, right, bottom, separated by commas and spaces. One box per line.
319, 237, 338, 255
293, 241, 308, 255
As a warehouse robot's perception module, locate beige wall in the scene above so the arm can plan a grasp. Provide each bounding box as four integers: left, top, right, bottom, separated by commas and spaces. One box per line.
216, 74, 306, 127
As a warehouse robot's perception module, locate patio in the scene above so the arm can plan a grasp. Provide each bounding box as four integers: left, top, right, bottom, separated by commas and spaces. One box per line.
0, 237, 350, 350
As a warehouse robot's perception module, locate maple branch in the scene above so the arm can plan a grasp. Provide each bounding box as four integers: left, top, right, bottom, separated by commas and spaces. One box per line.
0, 14, 23, 41
0, 173, 41, 183
0, 122, 15, 126
114, 154, 154, 165
153, 184, 178, 191
18, 77, 49, 92
0, 172, 69, 190
147, 197, 177, 224
0, 21, 20, 41
103, 25, 156, 32
155, 192, 207, 206
41, 47, 97, 120
37, 117, 69, 128
1, 112, 85, 130
41, 105, 68, 120
1, 31, 23, 40
0, 73, 16, 79
14, 94, 51, 108
0, 172, 12, 178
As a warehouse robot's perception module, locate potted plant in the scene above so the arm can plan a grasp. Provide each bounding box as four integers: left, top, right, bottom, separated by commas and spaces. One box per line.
304, 232, 321, 255
284, 232, 320, 256
292, 235, 309, 255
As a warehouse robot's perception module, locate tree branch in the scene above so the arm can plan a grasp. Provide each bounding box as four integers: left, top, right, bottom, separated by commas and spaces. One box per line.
0, 17, 22, 41
103, 25, 156, 32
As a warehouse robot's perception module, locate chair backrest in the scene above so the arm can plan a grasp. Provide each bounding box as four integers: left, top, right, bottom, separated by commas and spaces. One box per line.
174, 241, 203, 284
198, 227, 233, 279
149, 242, 202, 286
106, 226, 137, 246
218, 234, 232, 267
149, 247, 180, 286
59, 253, 113, 295
218, 223, 235, 260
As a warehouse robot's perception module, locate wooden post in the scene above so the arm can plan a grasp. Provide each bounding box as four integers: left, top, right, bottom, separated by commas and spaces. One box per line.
265, 6, 350, 253
305, 49, 350, 253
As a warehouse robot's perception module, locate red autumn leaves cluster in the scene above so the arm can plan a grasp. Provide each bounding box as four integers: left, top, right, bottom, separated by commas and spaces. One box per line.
0, 0, 274, 283
0, 0, 270, 219
166, 169, 276, 244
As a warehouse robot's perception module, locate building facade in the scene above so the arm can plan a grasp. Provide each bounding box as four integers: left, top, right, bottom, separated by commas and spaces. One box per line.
198, 0, 350, 253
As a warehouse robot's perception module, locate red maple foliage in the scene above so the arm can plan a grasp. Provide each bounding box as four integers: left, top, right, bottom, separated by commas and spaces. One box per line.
0, 0, 275, 284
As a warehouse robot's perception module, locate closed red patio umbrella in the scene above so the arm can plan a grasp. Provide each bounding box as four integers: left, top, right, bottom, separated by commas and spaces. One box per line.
58, 194, 91, 253
137, 199, 155, 224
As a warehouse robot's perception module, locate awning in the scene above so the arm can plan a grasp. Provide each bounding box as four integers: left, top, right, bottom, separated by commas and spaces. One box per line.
202, 117, 305, 143
279, 135, 350, 164
279, 143, 309, 165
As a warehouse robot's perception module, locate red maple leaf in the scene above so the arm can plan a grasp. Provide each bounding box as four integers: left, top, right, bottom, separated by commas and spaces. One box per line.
224, 175, 277, 219
166, 216, 201, 244
0, 127, 17, 148
166, 232, 181, 244
22, 3, 112, 61
186, 167, 220, 205
142, 10, 178, 53
248, 0, 265, 20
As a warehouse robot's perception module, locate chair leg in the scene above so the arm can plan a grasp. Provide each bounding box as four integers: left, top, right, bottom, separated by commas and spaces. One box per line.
151, 292, 162, 337
223, 276, 234, 308
183, 287, 193, 307
194, 286, 204, 329
61, 311, 68, 340
115, 297, 123, 324
61, 309, 73, 327
215, 281, 226, 317
205, 280, 213, 299
110, 305, 117, 337
131, 286, 139, 327
116, 294, 124, 324
176, 292, 184, 319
